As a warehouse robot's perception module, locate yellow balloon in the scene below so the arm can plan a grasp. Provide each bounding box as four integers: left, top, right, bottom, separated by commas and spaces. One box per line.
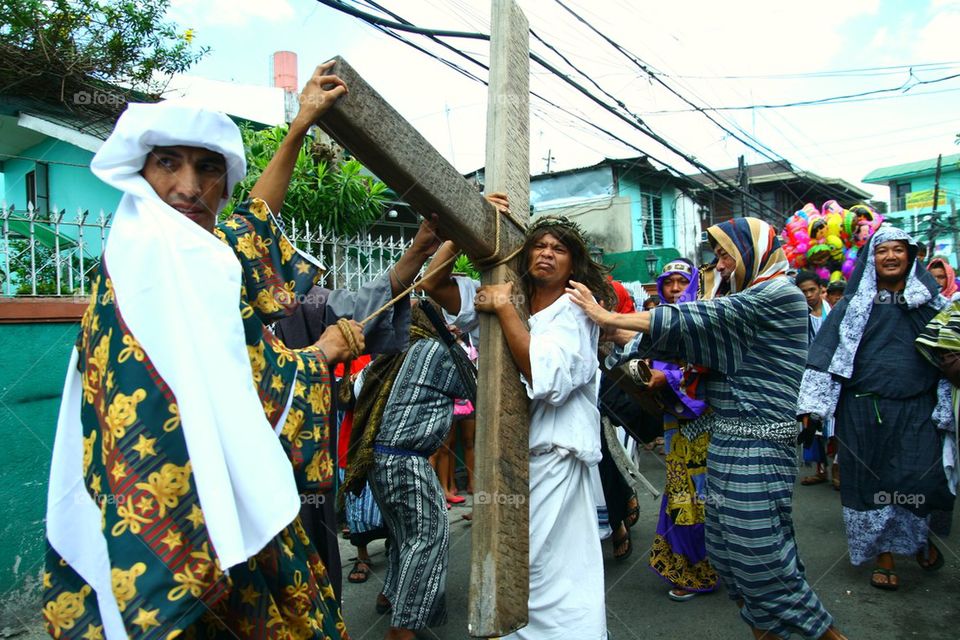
826, 213, 842, 236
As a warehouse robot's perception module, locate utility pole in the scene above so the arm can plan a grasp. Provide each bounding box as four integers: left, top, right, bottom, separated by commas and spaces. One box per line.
543, 148, 555, 173
736, 155, 748, 218
928, 153, 943, 257
951, 198, 959, 266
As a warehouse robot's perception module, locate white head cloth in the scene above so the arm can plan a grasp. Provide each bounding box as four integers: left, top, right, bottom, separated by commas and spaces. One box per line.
46, 103, 301, 639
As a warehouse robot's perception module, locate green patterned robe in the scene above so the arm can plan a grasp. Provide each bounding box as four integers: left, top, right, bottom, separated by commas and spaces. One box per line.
43, 199, 348, 640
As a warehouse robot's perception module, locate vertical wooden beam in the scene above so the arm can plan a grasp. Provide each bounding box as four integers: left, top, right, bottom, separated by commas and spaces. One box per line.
468, 1, 531, 637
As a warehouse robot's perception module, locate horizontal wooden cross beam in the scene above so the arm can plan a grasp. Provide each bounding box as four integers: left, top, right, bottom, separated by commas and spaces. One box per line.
315, 57, 526, 264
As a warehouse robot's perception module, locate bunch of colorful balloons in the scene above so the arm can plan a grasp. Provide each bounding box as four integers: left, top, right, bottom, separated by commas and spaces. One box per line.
781, 200, 883, 283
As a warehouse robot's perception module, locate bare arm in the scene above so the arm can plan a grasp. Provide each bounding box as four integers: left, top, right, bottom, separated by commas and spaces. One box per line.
566, 280, 651, 332
417, 240, 463, 314
250, 61, 347, 214
474, 282, 532, 381
416, 193, 510, 315
496, 303, 532, 381
390, 214, 442, 297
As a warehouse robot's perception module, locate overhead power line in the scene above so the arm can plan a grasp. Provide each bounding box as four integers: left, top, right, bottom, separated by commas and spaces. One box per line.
549, 0, 861, 210
319, 0, 796, 222
660, 60, 960, 81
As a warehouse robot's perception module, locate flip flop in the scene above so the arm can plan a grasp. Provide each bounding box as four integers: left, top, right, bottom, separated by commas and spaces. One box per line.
917, 541, 945, 571
668, 588, 698, 602
347, 560, 371, 584
870, 567, 899, 591
800, 475, 827, 486
447, 494, 466, 505
612, 527, 632, 561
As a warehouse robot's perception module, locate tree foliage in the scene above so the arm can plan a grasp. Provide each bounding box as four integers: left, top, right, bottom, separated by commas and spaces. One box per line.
226, 124, 389, 236
454, 254, 480, 279
0, 0, 207, 112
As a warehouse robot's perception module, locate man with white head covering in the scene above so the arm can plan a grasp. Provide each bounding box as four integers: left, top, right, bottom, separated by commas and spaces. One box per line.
798, 226, 954, 591
42, 63, 365, 639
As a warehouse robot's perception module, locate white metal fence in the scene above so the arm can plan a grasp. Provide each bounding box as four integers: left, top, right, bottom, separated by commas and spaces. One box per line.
0, 202, 411, 297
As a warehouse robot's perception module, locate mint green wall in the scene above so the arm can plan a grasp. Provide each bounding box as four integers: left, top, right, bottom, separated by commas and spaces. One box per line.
881, 163, 960, 265
0, 322, 76, 604
616, 172, 677, 251
2, 138, 122, 220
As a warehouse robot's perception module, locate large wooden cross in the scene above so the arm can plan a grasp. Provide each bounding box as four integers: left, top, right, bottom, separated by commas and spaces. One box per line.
316, 2, 531, 637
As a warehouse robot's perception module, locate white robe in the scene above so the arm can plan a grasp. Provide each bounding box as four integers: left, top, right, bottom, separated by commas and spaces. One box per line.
448, 277, 606, 639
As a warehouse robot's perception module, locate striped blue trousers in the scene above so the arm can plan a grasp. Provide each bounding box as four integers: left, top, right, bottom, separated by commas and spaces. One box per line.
369, 452, 449, 630
705, 434, 834, 638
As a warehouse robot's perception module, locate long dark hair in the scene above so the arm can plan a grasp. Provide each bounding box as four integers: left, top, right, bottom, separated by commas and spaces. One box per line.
516, 217, 616, 310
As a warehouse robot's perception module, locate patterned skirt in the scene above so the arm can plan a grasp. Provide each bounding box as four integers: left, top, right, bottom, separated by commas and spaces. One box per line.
648, 419, 718, 592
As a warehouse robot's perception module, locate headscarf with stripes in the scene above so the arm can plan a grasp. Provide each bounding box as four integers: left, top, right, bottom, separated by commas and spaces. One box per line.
705, 217, 788, 296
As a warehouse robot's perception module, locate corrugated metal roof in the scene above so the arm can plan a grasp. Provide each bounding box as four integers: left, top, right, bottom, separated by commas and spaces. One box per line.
863, 153, 960, 184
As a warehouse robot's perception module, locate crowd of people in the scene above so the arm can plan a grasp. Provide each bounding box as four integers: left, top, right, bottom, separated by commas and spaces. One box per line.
41, 62, 956, 640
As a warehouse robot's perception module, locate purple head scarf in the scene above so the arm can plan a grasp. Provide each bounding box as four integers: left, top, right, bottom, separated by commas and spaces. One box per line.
656, 259, 699, 303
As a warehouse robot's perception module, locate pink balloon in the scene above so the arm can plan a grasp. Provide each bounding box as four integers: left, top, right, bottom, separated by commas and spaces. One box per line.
796, 242, 809, 254
816, 267, 830, 281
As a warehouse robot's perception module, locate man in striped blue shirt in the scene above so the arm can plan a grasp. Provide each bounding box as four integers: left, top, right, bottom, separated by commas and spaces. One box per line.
568, 218, 846, 640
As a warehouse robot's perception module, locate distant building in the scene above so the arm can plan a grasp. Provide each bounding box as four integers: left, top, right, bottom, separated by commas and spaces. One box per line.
466, 156, 692, 290
863, 153, 960, 264
686, 159, 871, 228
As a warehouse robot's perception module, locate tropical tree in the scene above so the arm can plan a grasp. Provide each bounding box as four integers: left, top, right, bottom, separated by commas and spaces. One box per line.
0, 0, 208, 111
226, 124, 389, 236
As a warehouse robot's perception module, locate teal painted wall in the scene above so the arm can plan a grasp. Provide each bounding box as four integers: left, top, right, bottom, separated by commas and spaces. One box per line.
881, 163, 960, 265
617, 173, 677, 251
0, 322, 77, 622
2, 138, 121, 221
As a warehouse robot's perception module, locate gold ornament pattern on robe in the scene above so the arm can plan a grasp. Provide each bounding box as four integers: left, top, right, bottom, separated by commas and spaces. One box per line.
44, 200, 346, 639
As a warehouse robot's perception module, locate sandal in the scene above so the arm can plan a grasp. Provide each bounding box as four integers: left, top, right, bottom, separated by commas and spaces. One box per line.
917, 541, 945, 571
667, 588, 697, 602
348, 560, 372, 584
800, 475, 827, 486
870, 567, 899, 591
624, 494, 639, 529
612, 526, 632, 561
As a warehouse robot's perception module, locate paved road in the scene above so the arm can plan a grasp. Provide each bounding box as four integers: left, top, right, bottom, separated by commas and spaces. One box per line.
340, 447, 960, 640
12, 447, 958, 639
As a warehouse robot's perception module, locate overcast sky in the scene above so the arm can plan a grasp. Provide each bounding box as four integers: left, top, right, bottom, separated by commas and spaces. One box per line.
167, 0, 960, 203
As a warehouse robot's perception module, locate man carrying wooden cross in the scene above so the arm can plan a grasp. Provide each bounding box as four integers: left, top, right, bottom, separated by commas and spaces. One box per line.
44, 63, 373, 640
421, 215, 616, 640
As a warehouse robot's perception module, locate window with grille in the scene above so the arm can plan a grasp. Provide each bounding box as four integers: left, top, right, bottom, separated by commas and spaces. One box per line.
640, 192, 663, 247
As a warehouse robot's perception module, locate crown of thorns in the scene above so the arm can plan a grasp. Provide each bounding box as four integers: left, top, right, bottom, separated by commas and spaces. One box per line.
526, 215, 587, 243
